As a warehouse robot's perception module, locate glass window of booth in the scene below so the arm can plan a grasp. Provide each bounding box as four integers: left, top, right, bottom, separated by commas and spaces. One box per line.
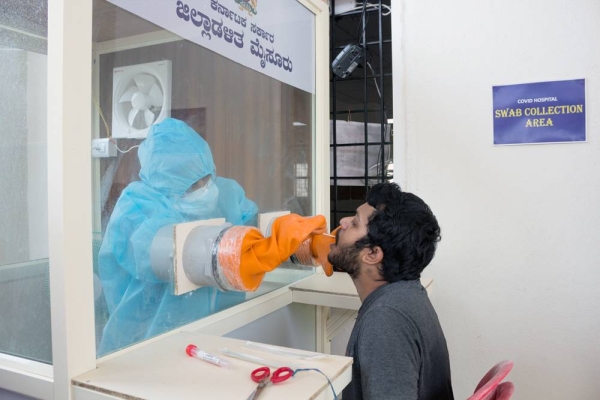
92, 0, 317, 356
0, 0, 51, 364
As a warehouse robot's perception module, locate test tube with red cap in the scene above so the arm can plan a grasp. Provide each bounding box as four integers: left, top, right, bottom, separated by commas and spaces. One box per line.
186, 344, 231, 368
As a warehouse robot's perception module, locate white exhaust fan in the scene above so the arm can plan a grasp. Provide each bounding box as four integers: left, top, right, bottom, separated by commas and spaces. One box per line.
111, 60, 172, 139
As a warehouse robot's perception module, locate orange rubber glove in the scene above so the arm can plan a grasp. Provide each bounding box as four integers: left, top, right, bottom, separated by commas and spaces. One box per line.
311, 228, 338, 276
217, 214, 327, 291
293, 226, 340, 277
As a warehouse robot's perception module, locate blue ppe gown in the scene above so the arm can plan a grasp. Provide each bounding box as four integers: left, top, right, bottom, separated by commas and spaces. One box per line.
98, 118, 258, 356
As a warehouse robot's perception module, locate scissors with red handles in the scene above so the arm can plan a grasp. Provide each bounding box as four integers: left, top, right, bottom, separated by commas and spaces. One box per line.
246, 366, 294, 400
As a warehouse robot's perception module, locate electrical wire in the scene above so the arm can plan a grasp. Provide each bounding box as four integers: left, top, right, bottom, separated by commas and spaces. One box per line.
92, 93, 111, 138
91, 93, 140, 154
366, 61, 382, 98
293, 368, 338, 400
341, 2, 392, 17
110, 138, 140, 154
364, 60, 390, 184
356, 2, 369, 45
360, 2, 391, 16
353, 3, 391, 184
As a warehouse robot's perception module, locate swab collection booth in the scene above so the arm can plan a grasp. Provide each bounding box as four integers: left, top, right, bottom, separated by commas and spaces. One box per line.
0, 0, 360, 399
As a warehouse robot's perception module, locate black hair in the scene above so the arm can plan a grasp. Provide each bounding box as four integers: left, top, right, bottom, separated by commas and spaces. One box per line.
355, 183, 441, 282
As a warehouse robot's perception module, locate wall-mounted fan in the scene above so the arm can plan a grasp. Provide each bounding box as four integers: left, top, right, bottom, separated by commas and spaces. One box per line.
111, 60, 172, 139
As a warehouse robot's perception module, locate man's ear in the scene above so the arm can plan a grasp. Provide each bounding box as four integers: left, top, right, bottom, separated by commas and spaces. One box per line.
361, 246, 383, 265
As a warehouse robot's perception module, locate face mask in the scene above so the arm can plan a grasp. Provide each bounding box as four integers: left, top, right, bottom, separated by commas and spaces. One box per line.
176, 179, 220, 217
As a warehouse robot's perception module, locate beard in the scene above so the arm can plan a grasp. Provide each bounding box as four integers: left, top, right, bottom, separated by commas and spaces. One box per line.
328, 243, 363, 279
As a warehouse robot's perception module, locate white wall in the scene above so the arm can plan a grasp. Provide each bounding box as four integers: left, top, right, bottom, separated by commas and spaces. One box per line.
393, 1, 600, 399
225, 303, 316, 351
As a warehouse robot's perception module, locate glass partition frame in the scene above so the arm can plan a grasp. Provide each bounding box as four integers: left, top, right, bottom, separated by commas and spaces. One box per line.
0, 1, 54, 390
0, 0, 329, 399
91, 2, 318, 355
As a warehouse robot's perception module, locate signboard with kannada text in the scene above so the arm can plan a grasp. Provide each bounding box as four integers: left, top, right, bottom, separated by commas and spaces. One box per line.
492, 79, 585, 145
107, 0, 315, 94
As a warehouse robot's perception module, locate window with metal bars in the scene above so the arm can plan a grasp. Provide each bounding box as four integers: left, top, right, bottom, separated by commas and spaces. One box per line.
329, 0, 393, 227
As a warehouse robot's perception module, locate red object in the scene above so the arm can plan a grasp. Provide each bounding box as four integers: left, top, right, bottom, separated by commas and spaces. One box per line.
185, 344, 197, 357
467, 360, 514, 400
493, 382, 515, 399
250, 366, 294, 384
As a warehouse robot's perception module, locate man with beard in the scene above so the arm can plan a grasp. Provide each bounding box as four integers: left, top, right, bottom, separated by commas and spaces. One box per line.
329, 183, 453, 400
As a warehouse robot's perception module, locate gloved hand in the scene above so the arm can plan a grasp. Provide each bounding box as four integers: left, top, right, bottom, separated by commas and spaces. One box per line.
217, 214, 327, 291
312, 227, 340, 276
292, 227, 339, 277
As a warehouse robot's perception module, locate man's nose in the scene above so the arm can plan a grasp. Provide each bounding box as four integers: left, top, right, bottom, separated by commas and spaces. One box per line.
339, 217, 352, 230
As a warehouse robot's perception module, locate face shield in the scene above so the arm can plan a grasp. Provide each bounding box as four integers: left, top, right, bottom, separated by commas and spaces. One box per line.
175, 175, 219, 217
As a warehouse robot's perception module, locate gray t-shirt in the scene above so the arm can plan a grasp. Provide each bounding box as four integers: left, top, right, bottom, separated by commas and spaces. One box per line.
343, 280, 453, 400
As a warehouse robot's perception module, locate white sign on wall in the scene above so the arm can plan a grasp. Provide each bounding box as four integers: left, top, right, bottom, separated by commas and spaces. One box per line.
107, 0, 316, 94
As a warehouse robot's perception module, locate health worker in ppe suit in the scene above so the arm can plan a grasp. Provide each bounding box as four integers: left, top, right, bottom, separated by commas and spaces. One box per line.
98, 118, 258, 356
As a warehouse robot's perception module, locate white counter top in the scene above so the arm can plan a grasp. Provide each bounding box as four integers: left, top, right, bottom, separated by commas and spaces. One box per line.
71, 272, 433, 399
73, 332, 351, 400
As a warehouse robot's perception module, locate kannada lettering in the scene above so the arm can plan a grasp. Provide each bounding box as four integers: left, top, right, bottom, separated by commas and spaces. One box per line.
250, 38, 292, 72
177, 1, 244, 48
251, 23, 274, 43
211, 0, 247, 28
